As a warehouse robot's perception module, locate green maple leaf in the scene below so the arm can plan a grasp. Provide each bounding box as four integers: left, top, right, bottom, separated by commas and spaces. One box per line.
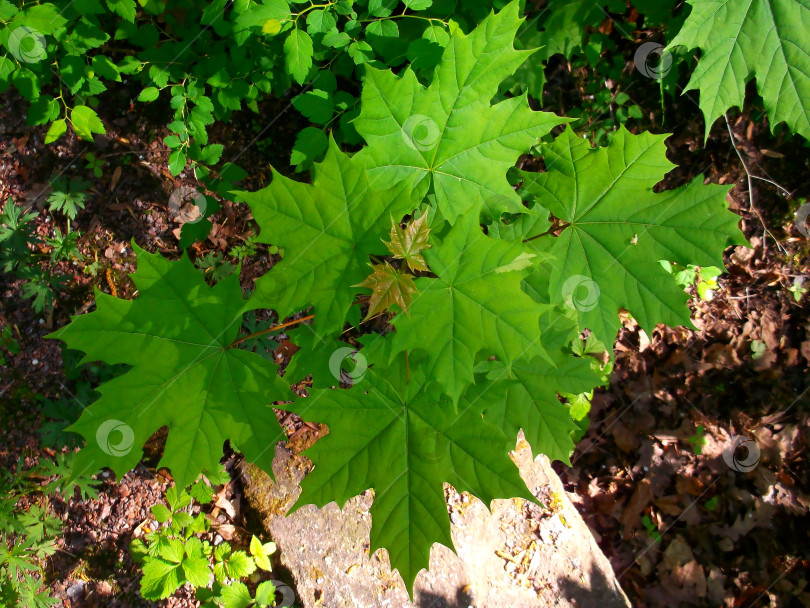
293, 338, 533, 590
516, 127, 747, 346
668, 0, 810, 140
390, 210, 551, 405
480, 317, 602, 463
48, 247, 293, 488
239, 139, 417, 334
353, 1, 567, 224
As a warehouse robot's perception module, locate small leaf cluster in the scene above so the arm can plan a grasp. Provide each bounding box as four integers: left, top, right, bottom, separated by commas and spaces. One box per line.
36, 452, 102, 501
130, 481, 279, 608
356, 213, 431, 319
45, 177, 88, 220
1, 0, 500, 176
193, 235, 277, 287
0, 198, 82, 313
660, 261, 723, 302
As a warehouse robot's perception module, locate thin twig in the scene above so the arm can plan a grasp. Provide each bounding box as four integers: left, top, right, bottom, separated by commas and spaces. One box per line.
750, 174, 792, 197
227, 314, 314, 349
724, 114, 787, 254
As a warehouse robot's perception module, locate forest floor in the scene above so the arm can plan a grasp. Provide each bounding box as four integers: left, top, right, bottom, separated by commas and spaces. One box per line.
1, 63, 809, 608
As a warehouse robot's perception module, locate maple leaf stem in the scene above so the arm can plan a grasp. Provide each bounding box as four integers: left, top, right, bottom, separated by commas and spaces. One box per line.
523, 220, 570, 243
227, 314, 315, 349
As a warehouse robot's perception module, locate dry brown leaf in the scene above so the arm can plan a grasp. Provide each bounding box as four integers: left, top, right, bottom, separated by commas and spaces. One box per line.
654, 495, 683, 516
110, 166, 122, 191
611, 420, 638, 453
621, 479, 653, 536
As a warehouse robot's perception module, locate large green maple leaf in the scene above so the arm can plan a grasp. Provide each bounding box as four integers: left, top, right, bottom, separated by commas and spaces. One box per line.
480, 317, 603, 463
515, 127, 747, 346
390, 210, 552, 405
668, 0, 810, 140
239, 138, 416, 334
48, 248, 293, 488
292, 337, 533, 589
353, 0, 567, 224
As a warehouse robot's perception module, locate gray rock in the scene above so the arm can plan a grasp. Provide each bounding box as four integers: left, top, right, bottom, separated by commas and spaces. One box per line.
239, 435, 630, 608
66, 580, 87, 602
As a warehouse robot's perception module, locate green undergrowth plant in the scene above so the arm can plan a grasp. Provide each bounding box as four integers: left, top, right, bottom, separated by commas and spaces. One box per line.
505, 0, 684, 99
3, 0, 805, 254
45, 177, 89, 220
48, 1, 758, 596
130, 476, 280, 607
0, 452, 100, 607
0, 325, 21, 367
38, 349, 125, 449
0, 462, 61, 608
505, 0, 810, 145
660, 261, 723, 301
0, 198, 83, 313
0, 0, 504, 173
